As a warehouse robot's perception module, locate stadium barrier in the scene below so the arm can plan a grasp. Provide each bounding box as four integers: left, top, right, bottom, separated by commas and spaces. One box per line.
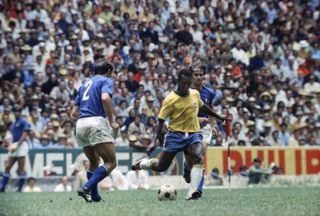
0, 147, 184, 177
1, 146, 319, 178
206, 146, 320, 175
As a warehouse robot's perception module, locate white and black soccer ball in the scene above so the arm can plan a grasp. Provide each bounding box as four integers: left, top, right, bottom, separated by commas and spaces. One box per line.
157, 184, 177, 201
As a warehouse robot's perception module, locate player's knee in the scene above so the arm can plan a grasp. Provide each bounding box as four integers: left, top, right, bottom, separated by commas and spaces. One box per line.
106, 159, 117, 172
190, 153, 204, 165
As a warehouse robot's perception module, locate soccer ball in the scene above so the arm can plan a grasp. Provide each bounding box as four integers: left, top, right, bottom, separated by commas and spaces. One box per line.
157, 184, 177, 201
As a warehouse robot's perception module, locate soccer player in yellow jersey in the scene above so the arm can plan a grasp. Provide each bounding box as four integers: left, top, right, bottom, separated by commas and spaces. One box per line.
132, 69, 225, 200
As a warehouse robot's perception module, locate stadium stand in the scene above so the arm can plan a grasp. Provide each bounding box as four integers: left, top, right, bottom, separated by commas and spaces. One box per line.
0, 0, 319, 152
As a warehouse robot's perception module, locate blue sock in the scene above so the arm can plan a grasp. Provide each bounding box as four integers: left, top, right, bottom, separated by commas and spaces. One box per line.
17, 172, 27, 192
83, 166, 108, 192
87, 170, 99, 198
0, 172, 10, 191
197, 169, 205, 193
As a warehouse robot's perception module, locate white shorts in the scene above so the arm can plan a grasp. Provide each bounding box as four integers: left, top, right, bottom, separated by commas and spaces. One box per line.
9, 141, 28, 157
201, 124, 212, 144
76, 116, 115, 147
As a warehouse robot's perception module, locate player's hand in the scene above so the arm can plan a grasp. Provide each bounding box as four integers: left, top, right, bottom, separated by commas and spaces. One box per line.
8, 145, 17, 153
110, 122, 119, 130
110, 122, 119, 133
198, 117, 209, 124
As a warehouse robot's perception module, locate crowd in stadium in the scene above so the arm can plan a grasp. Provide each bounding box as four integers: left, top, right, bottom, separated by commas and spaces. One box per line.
0, 0, 319, 151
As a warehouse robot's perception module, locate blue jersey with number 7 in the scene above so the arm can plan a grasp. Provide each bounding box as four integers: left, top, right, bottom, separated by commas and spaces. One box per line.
74, 75, 114, 118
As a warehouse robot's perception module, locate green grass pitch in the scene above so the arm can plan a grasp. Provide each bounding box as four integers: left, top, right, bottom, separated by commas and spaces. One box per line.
0, 187, 319, 216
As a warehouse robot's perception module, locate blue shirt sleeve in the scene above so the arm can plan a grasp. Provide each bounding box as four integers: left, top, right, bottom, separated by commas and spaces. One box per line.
23, 120, 30, 131
74, 86, 82, 106
101, 79, 114, 97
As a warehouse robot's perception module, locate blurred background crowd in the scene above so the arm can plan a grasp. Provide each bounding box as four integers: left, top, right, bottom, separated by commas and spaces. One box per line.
0, 0, 319, 151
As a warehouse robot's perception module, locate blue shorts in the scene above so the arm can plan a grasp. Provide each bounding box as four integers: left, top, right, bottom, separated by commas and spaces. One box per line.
163, 131, 203, 153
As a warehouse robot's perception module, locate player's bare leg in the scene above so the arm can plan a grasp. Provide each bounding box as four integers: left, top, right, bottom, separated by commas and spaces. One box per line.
79, 146, 101, 202
132, 151, 176, 172
183, 154, 193, 183
94, 143, 117, 171
184, 142, 205, 200
80, 142, 116, 202
184, 142, 207, 186
16, 157, 27, 192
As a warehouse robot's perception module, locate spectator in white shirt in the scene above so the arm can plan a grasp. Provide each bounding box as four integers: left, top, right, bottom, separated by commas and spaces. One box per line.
54, 176, 72, 192
304, 75, 320, 94
126, 170, 149, 190
23, 177, 42, 192
99, 169, 129, 191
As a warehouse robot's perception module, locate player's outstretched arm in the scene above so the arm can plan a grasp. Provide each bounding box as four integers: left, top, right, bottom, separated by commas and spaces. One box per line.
199, 104, 226, 121
70, 105, 80, 121
101, 92, 119, 134
147, 118, 165, 155
101, 92, 114, 124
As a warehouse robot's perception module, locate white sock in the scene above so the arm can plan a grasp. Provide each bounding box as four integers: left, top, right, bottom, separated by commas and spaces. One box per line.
187, 164, 204, 197
140, 158, 158, 170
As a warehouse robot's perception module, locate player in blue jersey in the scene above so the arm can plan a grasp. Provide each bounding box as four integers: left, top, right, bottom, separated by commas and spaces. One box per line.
183, 65, 217, 196
0, 106, 30, 192
71, 59, 119, 202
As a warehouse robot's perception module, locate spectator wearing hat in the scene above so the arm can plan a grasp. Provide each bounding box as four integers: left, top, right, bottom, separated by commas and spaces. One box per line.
28, 110, 43, 136
248, 157, 270, 184
54, 134, 67, 148
288, 124, 302, 147
115, 127, 129, 147
120, 0, 137, 20
21, 44, 34, 69
36, 134, 52, 149
144, 96, 155, 116
133, 62, 147, 83
99, 3, 114, 24
51, 120, 61, 138
141, 134, 153, 150
258, 91, 272, 107
32, 41, 50, 63
128, 134, 144, 150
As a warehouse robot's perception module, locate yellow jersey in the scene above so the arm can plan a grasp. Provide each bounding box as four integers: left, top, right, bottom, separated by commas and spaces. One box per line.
158, 89, 204, 133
